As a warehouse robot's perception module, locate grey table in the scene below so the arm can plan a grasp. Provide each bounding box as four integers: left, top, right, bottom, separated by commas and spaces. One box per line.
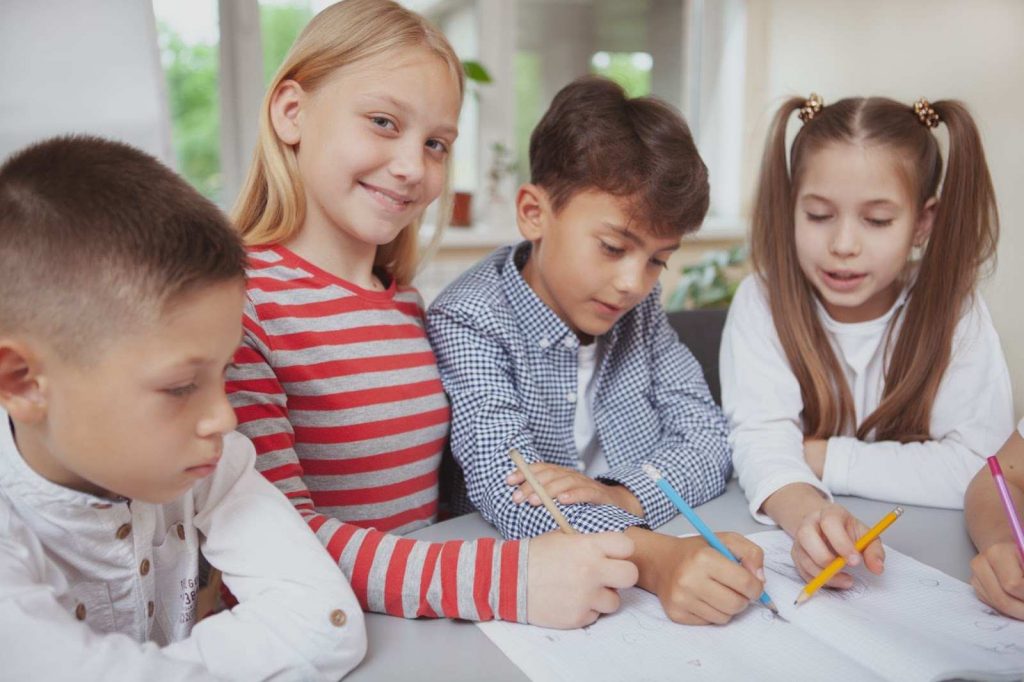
347, 480, 975, 681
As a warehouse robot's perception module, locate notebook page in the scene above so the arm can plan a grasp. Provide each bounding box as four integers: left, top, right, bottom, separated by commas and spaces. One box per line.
477, 530, 1024, 682
750, 531, 1024, 681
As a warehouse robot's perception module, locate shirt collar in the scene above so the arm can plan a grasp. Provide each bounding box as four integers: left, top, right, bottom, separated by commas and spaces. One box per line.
501, 242, 582, 352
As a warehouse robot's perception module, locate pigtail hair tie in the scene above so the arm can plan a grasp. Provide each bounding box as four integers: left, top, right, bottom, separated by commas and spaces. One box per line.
798, 93, 824, 123
913, 98, 940, 128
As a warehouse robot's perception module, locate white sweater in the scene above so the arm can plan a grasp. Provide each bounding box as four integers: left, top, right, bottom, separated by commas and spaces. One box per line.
721, 275, 1015, 523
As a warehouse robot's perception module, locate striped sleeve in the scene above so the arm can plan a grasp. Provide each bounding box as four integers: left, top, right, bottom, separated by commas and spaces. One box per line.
227, 295, 528, 623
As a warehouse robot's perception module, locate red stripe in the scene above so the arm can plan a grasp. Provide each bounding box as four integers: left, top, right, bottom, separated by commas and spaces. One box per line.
347, 499, 437, 532
275, 351, 437, 382
417, 544, 442, 618
256, 297, 410, 320
249, 432, 295, 456
439, 541, 463, 618
307, 514, 328, 533
350, 531, 385, 610
255, 462, 304, 484
241, 315, 273, 348
287, 379, 443, 411
233, 343, 266, 363
247, 274, 329, 293
498, 541, 520, 622
473, 538, 495, 621
311, 469, 437, 507
300, 438, 444, 476
383, 538, 416, 616
293, 406, 450, 444
324, 523, 358, 564
228, 379, 287, 398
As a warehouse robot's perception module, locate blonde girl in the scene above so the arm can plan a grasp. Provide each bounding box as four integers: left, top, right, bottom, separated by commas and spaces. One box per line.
226, 0, 637, 628
721, 94, 1014, 589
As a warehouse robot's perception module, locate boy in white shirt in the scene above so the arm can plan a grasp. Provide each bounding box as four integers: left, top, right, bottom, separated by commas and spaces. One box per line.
0, 136, 366, 680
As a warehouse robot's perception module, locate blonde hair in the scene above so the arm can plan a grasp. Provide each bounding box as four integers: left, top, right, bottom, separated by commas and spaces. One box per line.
751, 96, 998, 443
232, 0, 463, 285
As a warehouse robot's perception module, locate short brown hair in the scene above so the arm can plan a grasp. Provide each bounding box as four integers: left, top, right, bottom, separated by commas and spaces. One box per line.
529, 76, 709, 236
0, 135, 246, 360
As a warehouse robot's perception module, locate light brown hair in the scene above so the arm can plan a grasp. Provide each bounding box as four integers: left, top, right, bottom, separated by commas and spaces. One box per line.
0, 135, 245, 360
751, 96, 998, 442
232, 0, 463, 285
529, 76, 709, 236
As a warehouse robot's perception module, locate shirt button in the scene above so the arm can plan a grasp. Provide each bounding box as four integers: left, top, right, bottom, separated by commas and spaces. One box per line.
563, 337, 575, 348
176, 524, 186, 540
148, 601, 155, 618
566, 392, 577, 403
538, 338, 550, 349
75, 603, 87, 620
139, 558, 151, 576
575, 462, 586, 472
329, 609, 347, 627
115, 523, 132, 540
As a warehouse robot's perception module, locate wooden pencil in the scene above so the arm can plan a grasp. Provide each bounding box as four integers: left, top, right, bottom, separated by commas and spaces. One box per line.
508, 448, 577, 534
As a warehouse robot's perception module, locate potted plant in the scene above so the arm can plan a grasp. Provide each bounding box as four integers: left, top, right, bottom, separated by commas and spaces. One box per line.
666, 245, 747, 311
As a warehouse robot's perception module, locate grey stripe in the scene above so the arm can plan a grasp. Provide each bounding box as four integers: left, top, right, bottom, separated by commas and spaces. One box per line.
363, 533, 397, 614
260, 309, 418, 336
292, 422, 449, 459
313, 487, 438, 523
274, 337, 431, 364
289, 393, 449, 428
304, 454, 440, 493
280, 364, 440, 396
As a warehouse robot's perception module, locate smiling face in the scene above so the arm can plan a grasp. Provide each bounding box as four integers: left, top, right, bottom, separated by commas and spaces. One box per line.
271, 46, 461, 265
794, 142, 935, 323
518, 187, 680, 339
10, 280, 245, 504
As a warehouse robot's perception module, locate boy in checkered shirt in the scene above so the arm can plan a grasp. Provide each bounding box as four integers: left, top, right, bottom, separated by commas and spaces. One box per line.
427, 76, 767, 626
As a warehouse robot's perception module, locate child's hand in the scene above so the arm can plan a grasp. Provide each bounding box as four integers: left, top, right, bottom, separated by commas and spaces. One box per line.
506, 463, 643, 516
970, 542, 1024, 620
526, 530, 639, 628
635, 531, 765, 625
791, 503, 885, 588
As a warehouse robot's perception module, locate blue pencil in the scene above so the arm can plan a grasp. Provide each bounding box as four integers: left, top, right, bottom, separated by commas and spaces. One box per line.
642, 464, 780, 616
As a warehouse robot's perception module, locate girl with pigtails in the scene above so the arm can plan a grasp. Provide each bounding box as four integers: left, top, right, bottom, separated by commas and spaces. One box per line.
720, 94, 1014, 591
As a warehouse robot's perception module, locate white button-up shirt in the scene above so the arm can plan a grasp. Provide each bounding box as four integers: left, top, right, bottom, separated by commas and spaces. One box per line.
0, 413, 366, 680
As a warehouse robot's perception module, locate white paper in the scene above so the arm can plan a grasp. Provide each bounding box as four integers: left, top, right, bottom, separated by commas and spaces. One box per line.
477, 531, 1024, 682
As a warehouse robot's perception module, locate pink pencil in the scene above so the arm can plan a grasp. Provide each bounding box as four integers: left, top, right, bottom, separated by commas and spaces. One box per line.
987, 456, 1024, 563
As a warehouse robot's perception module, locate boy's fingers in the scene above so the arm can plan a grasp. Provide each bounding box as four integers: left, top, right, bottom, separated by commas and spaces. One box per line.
590, 587, 622, 615
860, 537, 886, 574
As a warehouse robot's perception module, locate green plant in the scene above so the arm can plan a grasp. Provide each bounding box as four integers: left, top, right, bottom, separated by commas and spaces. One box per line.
462, 60, 492, 84
666, 245, 747, 311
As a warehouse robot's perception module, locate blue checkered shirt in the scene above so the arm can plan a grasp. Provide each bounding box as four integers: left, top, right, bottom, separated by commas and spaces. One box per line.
426, 243, 732, 538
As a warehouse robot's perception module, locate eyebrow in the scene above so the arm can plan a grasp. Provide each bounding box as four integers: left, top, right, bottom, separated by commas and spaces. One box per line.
359, 93, 459, 138
800, 194, 899, 208
602, 222, 679, 252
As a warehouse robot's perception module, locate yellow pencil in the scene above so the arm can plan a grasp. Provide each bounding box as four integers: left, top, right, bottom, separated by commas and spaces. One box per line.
794, 506, 903, 605
508, 448, 577, 535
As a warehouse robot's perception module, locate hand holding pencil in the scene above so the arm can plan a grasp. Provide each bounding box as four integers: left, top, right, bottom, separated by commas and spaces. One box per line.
790, 501, 888, 591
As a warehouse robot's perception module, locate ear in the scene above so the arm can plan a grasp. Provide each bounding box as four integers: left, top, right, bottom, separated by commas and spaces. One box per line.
0, 341, 47, 423
914, 197, 938, 247
269, 79, 307, 146
515, 183, 553, 242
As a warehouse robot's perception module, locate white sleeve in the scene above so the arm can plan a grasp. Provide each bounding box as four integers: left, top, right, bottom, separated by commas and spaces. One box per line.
822, 295, 1015, 509
720, 276, 832, 524
160, 432, 367, 681
0, 504, 219, 681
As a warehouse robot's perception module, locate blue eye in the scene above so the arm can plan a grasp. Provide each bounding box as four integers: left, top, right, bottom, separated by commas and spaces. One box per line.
371, 116, 396, 131
426, 139, 448, 153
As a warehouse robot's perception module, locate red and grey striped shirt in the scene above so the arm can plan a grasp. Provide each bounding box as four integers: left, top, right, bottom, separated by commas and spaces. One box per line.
226, 245, 526, 622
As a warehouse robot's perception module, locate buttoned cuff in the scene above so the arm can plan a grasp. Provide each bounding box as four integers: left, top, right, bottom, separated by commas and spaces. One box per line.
821, 436, 856, 495
599, 465, 674, 528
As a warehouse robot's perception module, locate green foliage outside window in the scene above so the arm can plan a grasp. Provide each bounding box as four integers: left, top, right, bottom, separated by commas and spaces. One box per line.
260, 4, 313, 85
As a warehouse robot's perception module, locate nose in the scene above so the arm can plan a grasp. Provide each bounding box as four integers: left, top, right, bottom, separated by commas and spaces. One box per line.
388, 139, 425, 185
612, 258, 645, 296
829, 219, 861, 258
197, 389, 238, 439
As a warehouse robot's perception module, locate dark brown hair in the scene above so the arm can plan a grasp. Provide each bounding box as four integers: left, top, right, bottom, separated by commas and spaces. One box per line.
751, 96, 998, 442
529, 76, 709, 236
0, 135, 246, 359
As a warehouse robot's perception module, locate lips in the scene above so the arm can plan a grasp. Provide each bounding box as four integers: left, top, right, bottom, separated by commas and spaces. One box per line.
359, 181, 414, 213
185, 456, 221, 478
593, 300, 625, 316
820, 269, 866, 293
